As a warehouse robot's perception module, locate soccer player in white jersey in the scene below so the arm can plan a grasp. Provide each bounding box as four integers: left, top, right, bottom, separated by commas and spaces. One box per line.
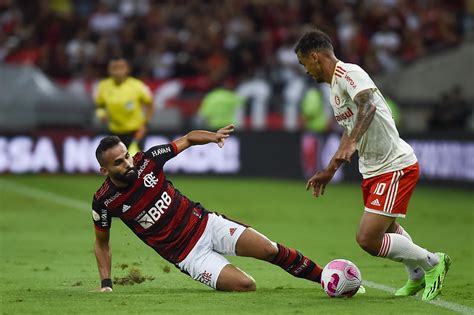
295, 30, 450, 301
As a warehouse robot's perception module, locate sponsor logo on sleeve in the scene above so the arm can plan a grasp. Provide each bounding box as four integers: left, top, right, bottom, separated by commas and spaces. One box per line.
92, 210, 100, 221
104, 192, 121, 206
344, 74, 357, 89
151, 146, 171, 157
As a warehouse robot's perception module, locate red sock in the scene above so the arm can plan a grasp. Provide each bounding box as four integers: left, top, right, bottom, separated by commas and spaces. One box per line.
271, 243, 322, 283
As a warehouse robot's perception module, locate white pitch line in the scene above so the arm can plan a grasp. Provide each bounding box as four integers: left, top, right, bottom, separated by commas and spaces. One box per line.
2, 179, 474, 314
0, 178, 90, 212
363, 281, 474, 315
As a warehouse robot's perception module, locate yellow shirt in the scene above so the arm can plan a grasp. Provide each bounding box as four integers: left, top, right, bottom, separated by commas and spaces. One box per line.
95, 77, 152, 134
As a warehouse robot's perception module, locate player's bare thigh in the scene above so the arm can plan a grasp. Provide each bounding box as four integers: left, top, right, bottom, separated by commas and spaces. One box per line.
235, 228, 278, 261
356, 211, 395, 255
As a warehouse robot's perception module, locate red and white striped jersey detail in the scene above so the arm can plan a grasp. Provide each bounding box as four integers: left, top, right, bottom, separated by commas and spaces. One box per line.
383, 170, 404, 214
334, 66, 346, 78
378, 234, 392, 257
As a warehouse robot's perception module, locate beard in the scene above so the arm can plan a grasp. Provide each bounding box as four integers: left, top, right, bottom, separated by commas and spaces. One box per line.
113, 168, 138, 185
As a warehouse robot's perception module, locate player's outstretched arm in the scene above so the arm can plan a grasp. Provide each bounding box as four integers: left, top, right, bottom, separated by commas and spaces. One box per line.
94, 229, 113, 292
334, 89, 376, 163
174, 124, 234, 153
306, 132, 349, 197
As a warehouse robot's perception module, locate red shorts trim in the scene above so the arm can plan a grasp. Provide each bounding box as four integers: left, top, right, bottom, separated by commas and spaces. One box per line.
361, 162, 419, 218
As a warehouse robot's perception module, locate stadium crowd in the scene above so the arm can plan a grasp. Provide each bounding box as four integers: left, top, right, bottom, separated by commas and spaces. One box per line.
0, 0, 470, 131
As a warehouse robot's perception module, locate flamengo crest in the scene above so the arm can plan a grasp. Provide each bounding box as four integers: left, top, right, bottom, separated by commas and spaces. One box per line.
143, 171, 159, 188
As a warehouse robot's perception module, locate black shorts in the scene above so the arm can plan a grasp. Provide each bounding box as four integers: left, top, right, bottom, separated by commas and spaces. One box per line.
113, 132, 145, 151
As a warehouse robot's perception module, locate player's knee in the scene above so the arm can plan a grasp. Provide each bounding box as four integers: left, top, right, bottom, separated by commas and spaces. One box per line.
356, 233, 379, 256
262, 241, 279, 261
236, 277, 256, 292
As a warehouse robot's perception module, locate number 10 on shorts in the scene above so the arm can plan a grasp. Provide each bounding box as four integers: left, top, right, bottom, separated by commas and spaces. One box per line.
374, 183, 386, 196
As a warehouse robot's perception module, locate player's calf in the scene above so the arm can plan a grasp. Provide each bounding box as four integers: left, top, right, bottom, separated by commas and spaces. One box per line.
270, 243, 322, 283
356, 232, 382, 256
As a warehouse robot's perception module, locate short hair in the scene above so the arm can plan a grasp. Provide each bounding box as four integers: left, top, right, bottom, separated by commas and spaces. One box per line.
108, 56, 128, 66
95, 136, 122, 166
294, 30, 333, 56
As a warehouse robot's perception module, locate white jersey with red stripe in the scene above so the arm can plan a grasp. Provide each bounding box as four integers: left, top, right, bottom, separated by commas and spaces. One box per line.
329, 61, 417, 178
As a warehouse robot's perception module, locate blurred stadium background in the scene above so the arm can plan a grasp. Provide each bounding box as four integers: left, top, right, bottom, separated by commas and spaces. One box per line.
0, 1, 473, 314
0, 0, 473, 184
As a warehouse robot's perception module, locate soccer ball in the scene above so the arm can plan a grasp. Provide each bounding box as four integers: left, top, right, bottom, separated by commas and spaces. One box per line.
321, 259, 362, 298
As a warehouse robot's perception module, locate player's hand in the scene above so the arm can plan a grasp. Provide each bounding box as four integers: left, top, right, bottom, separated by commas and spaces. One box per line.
215, 124, 234, 148
90, 287, 113, 292
306, 169, 334, 197
96, 108, 108, 123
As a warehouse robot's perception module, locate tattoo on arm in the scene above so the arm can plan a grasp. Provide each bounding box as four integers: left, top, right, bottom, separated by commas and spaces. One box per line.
350, 89, 377, 142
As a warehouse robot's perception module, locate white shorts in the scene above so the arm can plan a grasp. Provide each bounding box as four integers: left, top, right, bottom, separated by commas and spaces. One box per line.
177, 213, 247, 289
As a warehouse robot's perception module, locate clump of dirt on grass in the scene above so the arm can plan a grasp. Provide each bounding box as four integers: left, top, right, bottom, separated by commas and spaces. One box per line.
119, 263, 128, 270
113, 267, 155, 286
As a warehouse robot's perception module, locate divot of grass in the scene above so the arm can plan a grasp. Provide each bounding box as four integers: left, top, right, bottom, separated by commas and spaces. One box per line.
113, 267, 155, 286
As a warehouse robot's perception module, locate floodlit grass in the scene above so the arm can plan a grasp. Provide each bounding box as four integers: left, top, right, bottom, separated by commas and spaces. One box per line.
1, 175, 473, 314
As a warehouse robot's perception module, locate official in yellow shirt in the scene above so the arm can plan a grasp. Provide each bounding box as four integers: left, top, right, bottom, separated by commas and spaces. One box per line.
95, 58, 153, 152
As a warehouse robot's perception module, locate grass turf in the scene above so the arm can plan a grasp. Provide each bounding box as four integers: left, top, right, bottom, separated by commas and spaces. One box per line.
0, 175, 473, 314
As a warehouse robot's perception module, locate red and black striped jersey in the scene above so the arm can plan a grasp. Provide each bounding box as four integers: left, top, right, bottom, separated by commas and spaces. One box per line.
92, 142, 208, 264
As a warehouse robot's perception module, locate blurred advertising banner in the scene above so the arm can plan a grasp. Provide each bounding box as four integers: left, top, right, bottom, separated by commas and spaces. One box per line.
0, 131, 473, 185
0, 131, 313, 179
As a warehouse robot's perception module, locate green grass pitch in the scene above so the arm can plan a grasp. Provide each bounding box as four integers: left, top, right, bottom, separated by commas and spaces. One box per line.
1, 175, 473, 314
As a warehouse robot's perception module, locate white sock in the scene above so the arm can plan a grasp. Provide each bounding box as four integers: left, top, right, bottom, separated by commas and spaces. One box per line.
378, 233, 439, 272
395, 225, 425, 280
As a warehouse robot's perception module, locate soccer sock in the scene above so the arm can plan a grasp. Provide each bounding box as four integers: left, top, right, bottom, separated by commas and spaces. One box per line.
378, 233, 439, 271
395, 224, 412, 242
395, 225, 425, 280
271, 243, 322, 283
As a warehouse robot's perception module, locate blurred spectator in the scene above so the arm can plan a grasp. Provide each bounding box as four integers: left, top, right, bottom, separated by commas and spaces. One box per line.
118, 0, 150, 18
275, 33, 307, 131
428, 85, 472, 131
197, 80, 243, 130
4, 0, 465, 80
301, 87, 328, 133
370, 22, 401, 73
235, 76, 271, 131
1, 0, 469, 132
88, 3, 123, 35
234, 53, 271, 131
94, 58, 153, 152
65, 29, 96, 74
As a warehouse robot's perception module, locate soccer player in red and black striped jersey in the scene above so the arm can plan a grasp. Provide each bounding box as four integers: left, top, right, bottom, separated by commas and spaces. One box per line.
93, 124, 323, 292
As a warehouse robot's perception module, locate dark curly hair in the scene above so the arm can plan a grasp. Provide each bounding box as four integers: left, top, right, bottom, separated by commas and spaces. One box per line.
95, 135, 122, 166
294, 30, 333, 55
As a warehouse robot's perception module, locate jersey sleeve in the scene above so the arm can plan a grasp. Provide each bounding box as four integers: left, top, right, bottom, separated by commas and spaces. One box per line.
139, 81, 153, 105
94, 81, 106, 107
343, 69, 377, 101
145, 143, 178, 167
92, 199, 112, 231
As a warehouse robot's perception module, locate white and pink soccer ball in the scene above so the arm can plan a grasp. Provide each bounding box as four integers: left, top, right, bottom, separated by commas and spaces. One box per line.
321, 259, 362, 298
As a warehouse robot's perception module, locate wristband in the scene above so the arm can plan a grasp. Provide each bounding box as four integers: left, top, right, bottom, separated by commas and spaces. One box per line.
101, 278, 113, 288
